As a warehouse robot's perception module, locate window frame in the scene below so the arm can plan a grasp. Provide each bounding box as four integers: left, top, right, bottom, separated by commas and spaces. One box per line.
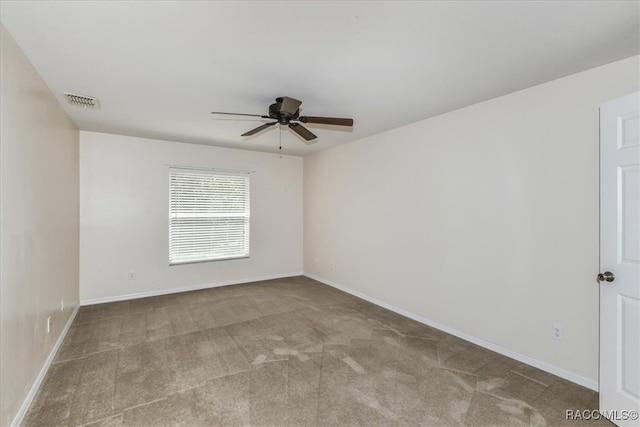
168, 167, 251, 266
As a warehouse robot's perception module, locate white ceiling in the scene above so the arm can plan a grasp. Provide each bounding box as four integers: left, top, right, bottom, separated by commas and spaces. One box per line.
1, 1, 638, 156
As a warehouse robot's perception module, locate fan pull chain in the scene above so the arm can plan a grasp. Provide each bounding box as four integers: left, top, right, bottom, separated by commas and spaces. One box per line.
279, 126, 282, 150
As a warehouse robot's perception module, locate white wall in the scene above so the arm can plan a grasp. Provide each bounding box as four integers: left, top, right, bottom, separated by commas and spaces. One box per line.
304, 56, 640, 386
0, 25, 80, 426
79, 132, 303, 302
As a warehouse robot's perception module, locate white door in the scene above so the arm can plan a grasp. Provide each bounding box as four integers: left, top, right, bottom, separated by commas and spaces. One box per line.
600, 91, 640, 426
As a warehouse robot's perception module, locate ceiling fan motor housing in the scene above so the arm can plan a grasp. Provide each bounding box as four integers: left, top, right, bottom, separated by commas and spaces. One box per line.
269, 100, 299, 124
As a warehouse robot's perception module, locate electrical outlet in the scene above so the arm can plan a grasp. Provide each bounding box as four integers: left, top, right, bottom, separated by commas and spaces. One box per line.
129, 272, 136, 280
46, 316, 52, 333
552, 323, 563, 340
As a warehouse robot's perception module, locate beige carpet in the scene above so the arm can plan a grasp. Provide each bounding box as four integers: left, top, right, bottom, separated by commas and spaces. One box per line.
23, 276, 609, 426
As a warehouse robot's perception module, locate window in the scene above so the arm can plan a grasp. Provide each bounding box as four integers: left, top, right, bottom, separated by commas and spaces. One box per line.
169, 168, 250, 264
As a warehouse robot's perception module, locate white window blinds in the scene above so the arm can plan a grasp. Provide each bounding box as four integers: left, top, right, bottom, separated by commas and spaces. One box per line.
169, 168, 250, 264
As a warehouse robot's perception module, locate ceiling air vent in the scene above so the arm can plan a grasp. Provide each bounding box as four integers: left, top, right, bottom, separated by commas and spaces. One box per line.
63, 92, 100, 109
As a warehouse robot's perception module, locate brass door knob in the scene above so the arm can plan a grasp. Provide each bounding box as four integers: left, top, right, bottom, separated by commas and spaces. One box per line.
597, 271, 615, 283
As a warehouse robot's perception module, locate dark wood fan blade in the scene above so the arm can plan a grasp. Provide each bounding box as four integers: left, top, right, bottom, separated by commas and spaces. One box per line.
241, 122, 277, 136
279, 97, 302, 116
288, 123, 317, 141
298, 116, 353, 126
211, 112, 271, 119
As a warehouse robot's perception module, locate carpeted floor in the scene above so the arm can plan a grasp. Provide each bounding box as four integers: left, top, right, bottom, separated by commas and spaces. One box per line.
23, 276, 610, 426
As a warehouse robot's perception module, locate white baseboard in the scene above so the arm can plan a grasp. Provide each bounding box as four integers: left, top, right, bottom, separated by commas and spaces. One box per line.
304, 272, 599, 392
80, 271, 304, 306
11, 304, 80, 427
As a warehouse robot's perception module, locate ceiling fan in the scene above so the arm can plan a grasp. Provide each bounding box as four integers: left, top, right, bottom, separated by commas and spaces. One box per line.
211, 96, 353, 145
